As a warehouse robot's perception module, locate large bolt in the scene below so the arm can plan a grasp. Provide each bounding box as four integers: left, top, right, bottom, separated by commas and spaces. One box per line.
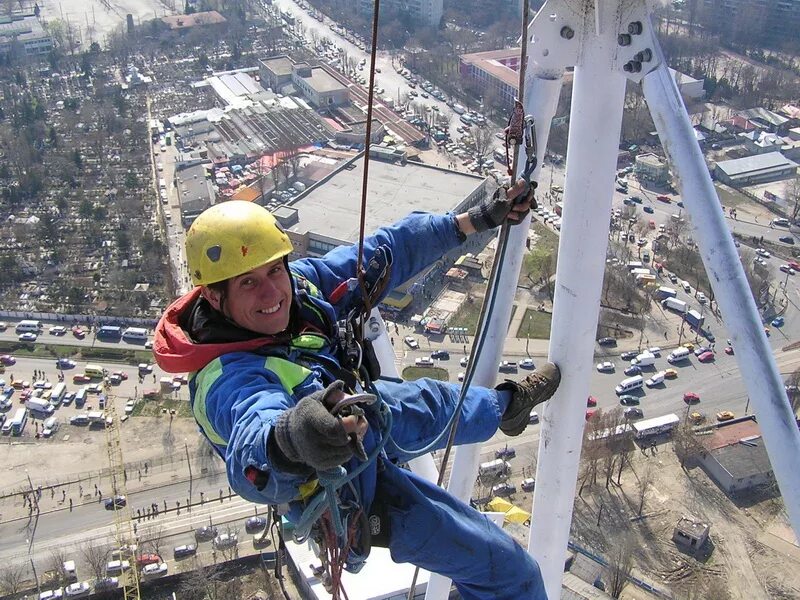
560, 26, 575, 39
628, 21, 643, 35
630, 60, 642, 73
623, 62, 634, 73
618, 33, 632, 46
639, 48, 653, 62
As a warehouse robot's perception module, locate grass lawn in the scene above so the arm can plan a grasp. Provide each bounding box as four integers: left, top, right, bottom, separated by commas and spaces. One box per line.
448, 299, 516, 335
520, 222, 559, 285
516, 308, 552, 339
715, 184, 750, 208
131, 395, 193, 418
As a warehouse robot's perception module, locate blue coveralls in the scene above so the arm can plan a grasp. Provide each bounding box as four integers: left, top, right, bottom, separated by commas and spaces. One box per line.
187, 213, 546, 600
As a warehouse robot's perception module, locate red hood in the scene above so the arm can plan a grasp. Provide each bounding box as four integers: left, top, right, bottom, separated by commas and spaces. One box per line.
154, 288, 277, 374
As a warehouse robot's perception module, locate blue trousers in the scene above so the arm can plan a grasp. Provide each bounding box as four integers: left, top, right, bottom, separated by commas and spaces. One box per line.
370, 378, 547, 600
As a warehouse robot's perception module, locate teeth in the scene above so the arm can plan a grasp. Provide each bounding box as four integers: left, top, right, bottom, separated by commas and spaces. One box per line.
259, 303, 281, 315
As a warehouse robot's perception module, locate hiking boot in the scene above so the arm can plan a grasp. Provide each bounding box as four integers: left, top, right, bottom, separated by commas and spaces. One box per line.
497, 362, 561, 436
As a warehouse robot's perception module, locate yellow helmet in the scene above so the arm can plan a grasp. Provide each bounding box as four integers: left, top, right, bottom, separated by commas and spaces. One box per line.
186, 201, 292, 286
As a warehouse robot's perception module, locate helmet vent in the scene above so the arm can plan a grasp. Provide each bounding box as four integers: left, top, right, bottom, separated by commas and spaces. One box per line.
206, 245, 222, 262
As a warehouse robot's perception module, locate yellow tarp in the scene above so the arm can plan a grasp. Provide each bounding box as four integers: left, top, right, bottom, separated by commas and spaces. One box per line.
486, 497, 531, 525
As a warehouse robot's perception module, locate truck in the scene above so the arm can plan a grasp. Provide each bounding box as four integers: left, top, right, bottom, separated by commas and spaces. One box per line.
631, 351, 656, 367
685, 309, 704, 330
382, 96, 394, 109
478, 459, 511, 479
661, 297, 688, 313
87, 411, 106, 424
655, 286, 677, 300
27, 398, 55, 415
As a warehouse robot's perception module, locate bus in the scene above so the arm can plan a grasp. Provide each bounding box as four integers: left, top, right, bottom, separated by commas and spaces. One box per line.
97, 326, 122, 340
632, 413, 680, 439
51, 382, 67, 406
9, 408, 27, 436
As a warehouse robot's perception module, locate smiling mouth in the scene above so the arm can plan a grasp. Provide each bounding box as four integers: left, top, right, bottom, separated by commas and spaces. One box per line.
257, 302, 282, 315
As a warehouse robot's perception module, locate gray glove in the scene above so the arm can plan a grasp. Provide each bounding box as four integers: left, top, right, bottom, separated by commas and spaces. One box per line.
468, 181, 534, 232
272, 381, 354, 472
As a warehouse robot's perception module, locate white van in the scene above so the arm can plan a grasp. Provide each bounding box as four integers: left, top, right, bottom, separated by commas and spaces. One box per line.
631, 351, 656, 367
615, 375, 644, 395
645, 371, 666, 387
122, 327, 148, 341
478, 459, 510, 478
667, 347, 691, 364
42, 417, 59, 437
681, 280, 691, 293
15, 320, 42, 333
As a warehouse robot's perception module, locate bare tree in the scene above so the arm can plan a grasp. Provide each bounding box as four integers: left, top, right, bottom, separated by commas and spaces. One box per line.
471, 127, 494, 165
605, 533, 635, 598
139, 524, 166, 558
81, 540, 111, 581
636, 461, 655, 516
785, 175, 800, 224
673, 421, 705, 470
0, 562, 28, 596
46, 548, 69, 586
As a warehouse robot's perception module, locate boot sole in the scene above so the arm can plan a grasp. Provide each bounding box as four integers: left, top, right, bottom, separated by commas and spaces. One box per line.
499, 371, 561, 436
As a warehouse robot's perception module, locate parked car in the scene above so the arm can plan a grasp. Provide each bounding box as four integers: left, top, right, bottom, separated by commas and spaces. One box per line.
141, 562, 168, 577
620, 351, 638, 361
49, 326, 67, 336
415, 357, 434, 367
495, 447, 516, 460
173, 544, 197, 559
642, 205, 654, 214
519, 358, 535, 369
780, 264, 796, 275
56, 358, 76, 369
619, 395, 640, 406
19, 332, 38, 342
585, 409, 598, 420
93, 578, 118, 592
71, 327, 86, 339
683, 392, 700, 404
105, 560, 130, 575
528, 410, 539, 424
38, 589, 64, 600
498, 361, 518, 373
0, 355, 16, 365
779, 236, 795, 245
693, 346, 710, 356
430, 350, 450, 360
245, 516, 268, 533
213, 532, 238, 549
521, 478, 536, 492
586, 396, 597, 407
195, 526, 218, 542
596, 361, 615, 373
491, 482, 516, 497
772, 316, 785, 327
716, 410, 735, 421
664, 369, 678, 379
624, 407, 644, 419
403, 336, 419, 349
756, 248, 771, 258
73, 374, 91, 384
697, 351, 715, 363
135, 554, 161, 568
459, 356, 470, 367
724, 346, 734, 355
597, 337, 617, 346
624, 365, 642, 376
64, 582, 91, 597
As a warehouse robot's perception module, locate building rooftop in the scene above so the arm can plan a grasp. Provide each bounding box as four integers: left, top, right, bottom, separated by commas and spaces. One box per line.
177, 163, 214, 215
715, 152, 798, 177
701, 417, 761, 451
0, 15, 48, 40
739, 107, 789, 129
161, 10, 226, 30
288, 156, 484, 243
711, 438, 773, 481
260, 55, 294, 78
460, 47, 522, 89
295, 65, 347, 94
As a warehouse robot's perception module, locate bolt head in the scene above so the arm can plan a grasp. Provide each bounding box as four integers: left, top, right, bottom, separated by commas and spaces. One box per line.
560, 26, 575, 40
618, 33, 632, 46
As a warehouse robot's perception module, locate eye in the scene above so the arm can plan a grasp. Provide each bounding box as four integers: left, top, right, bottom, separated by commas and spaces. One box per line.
238, 276, 255, 288
268, 264, 284, 276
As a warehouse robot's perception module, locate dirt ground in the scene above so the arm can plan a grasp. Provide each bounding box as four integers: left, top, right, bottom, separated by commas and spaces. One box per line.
564, 440, 800, 600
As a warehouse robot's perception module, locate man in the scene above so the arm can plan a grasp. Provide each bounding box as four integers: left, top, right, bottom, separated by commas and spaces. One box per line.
154, 184, 560, 599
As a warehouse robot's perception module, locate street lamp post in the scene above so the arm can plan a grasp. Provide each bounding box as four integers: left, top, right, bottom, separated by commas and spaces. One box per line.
185, 440, 192, 511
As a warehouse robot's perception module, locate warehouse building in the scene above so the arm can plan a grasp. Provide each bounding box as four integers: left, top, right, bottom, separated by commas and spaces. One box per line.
714, 152, 798, 186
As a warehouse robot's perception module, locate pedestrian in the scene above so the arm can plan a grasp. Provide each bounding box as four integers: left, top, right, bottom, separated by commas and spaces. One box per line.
79, 485, 83, 497
62, 489, 66, 501
138, 469, 142, 481
69, 498, 73, 511
144, 463, 148, 475
153, 194, 560, 599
